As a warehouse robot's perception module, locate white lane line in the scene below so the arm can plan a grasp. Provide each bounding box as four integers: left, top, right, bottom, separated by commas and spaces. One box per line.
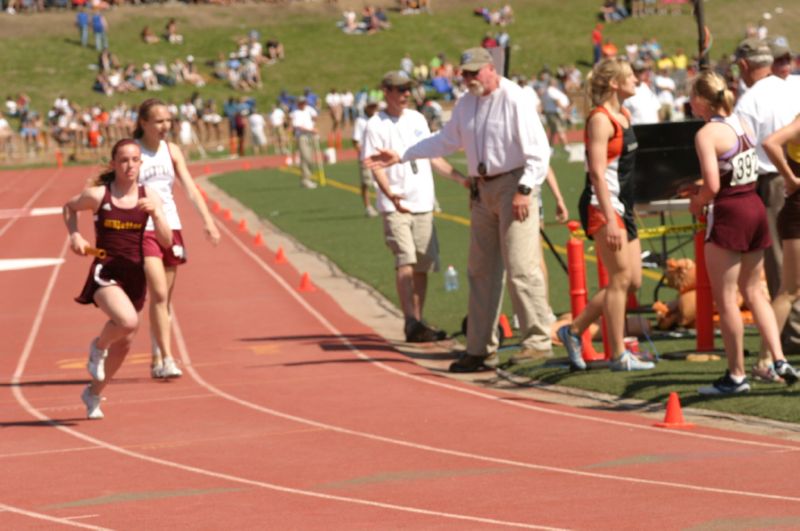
0, 258, 64, 272
10, 238, 564, 530
29, 207, 64, 217
213, 219, 800, 452
0, 172, 60, 239
0, 503, 109, 530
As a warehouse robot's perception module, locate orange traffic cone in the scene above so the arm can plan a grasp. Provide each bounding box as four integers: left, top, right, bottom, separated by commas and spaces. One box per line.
223, 209, 232, 221
203, 164, 211, 175
198, 187, 207, 200
654, 392, 695, 429
242, 161, 252, 170
498, 314, 513, 339
274, 246, 287, 264
211, 201, 220, 213
238, 218, 248, 232
298, 272, 316, 292
253, 232, 264, 246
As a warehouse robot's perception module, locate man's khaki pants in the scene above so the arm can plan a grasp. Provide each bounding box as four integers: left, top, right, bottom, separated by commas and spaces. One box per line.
466, 172, 552, 356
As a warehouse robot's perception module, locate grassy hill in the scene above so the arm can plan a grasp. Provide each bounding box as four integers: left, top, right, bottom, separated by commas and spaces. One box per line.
1, 0, 797, 115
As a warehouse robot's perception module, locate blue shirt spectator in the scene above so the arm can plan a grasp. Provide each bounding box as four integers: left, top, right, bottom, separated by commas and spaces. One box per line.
76, 9, 89, 48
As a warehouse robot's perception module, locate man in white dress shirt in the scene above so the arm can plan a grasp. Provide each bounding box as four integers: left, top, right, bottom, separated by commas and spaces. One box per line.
366, 48, 553, 372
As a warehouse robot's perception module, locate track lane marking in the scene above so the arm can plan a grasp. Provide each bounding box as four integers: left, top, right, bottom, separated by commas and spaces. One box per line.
0, 502, 110, 530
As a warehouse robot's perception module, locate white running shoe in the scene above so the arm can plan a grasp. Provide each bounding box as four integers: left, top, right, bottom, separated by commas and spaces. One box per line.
300, 178, 318, 189
161, 358, 183, 378
150, 364, 164, 379
86, 338, 108, 382
610, 350, 655, 371
81, 385, 104, 420
365, 205, 378, 218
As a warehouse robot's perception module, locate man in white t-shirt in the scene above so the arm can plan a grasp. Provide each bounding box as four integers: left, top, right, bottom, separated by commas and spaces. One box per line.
352, 101, 379, 217
363, 70, 468, 343
268, 104, 288, 155
623, 61, 661, 125
540, 79, 570, 148
248, 110, 267, 155
324, 89, 343, 133
289, 97, 319, 189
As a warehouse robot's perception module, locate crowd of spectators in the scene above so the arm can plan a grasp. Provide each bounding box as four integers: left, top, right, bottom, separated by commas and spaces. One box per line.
473, 4, 513, 26
600, 0, 689, 22
338, 5, 390, 34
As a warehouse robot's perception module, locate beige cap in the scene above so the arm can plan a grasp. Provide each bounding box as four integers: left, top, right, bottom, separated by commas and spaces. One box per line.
381, 70, 415, 88
768, 36, 792, 58
460, 47, 493, 72
734, 38, 772, 62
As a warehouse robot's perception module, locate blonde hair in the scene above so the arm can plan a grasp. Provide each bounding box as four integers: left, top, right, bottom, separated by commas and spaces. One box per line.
585, 57, 632, 109
690, 69, 734, 115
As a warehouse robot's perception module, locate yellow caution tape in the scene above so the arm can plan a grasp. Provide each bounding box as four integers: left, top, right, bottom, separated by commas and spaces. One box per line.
570, 223, 706, 241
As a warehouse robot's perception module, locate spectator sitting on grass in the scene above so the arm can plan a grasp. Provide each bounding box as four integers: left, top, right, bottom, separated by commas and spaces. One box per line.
213, 52, 228, 80
165, 18, 183, 44
141, 25, 159, 44
265, 38, 284, 62
140, 63, 161, 91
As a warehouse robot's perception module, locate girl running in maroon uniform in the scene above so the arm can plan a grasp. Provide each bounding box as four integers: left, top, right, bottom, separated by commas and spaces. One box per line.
689, 71, 796, 395
64, 139, 172, 419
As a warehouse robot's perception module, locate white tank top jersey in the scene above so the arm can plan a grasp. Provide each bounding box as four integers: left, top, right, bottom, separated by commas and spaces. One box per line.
137, 139, 182, 231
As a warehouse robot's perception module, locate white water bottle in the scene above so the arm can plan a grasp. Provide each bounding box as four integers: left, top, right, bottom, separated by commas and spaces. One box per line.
444, 265, 459, 292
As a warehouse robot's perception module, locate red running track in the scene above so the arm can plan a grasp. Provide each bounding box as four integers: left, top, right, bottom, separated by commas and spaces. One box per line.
2, 158, 800, 530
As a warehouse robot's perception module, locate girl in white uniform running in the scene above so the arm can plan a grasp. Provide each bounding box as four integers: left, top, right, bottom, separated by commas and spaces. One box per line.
135, 98, 221, 378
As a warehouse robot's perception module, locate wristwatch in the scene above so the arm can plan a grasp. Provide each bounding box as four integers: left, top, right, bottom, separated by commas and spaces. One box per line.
517, 184, 532, 196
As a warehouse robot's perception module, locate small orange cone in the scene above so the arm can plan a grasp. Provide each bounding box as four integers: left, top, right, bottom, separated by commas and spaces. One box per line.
654, 392, 695, 429
211, 201, 220, 213
203, 164, 211, 175
238, 218, 248, 232
223, 209, 232, 221
274, 246, 287, 264
253, 232, 264, 246
498, 314, 513, 339
242, 161, 252, 170
198, 187, 207, 200
298, 272, 316, 292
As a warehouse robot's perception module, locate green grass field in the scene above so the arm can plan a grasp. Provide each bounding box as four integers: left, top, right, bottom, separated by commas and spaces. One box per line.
212, 150, 800, 425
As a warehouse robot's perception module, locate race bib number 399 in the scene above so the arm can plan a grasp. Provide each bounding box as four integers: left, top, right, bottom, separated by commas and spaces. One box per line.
730, 148, 758, 187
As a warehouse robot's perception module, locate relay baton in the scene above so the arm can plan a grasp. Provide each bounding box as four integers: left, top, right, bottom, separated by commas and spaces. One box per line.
84, 247, 107, 259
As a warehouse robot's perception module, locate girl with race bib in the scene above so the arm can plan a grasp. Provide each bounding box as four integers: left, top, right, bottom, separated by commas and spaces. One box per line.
688, 70, 792, 395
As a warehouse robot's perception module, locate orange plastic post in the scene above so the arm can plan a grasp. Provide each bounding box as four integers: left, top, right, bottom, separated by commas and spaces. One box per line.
229, 135, 237, 156
498, 314, 513, 339
55, 149, 64, 169
694, 220, 714, 351
565, 222, 603, 362
335, 130, 343, 151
